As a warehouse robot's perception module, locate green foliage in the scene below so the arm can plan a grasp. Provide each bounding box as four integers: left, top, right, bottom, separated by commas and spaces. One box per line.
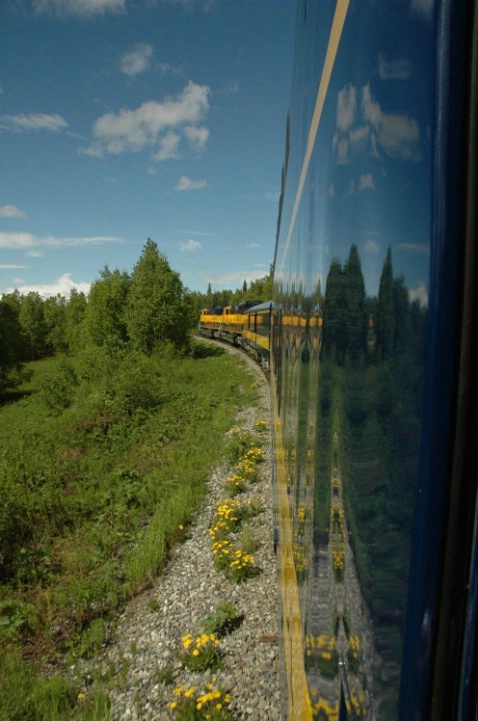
200, 603, 240, 636
0, 341, 257, 664
43, 295, 68, 353
0, 652, 77, 721
84, 266, 130, 347
181, 632, 221, 672
224, 429, 257, 464
19, 292, 47, 360
0, 294, 28, 392
65, 289, 88, 354
39, 357, 80, 411
156, 664, 174, 685
126, 239, 194, 353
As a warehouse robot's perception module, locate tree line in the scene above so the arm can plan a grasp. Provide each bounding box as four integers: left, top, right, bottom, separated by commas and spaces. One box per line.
0, 239, 273, 395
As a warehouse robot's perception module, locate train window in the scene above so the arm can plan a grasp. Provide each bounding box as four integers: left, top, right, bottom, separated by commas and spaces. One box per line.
270, 1, 478, 720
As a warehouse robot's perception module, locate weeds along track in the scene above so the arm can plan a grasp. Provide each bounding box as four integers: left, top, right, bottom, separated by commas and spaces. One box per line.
72, 339, 280, 721
194, 333, 271, 384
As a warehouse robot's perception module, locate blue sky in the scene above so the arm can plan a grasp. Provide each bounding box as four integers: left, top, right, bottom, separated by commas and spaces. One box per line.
0, 0, 296, 299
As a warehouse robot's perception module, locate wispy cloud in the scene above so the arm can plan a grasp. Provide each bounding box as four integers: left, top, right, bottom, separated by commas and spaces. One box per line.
378, 53, 411, 80
359, 173, 375, 190
220, 81, 240, 95
80, 81, 210, 160
0, 113, 68, 133
397, 243, 430, 254
2, 273, 91, 299
175, 176, 207, 191
152, 132, 181, 161
0, 263, 27, 269
0, 232, 122, 250
206, 269, 268, 287
333, 83, 421, 165
409, 281, 428, 307
180, 239, 201, 251
0, 205, 27, 218
120, 43, 153, 77
411, 0, 433, 18
178, 230, 213, 236
33, 0, 126, 17
364, 239, 380, 253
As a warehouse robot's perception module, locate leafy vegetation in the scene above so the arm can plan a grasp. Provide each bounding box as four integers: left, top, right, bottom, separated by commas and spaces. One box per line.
0, 238, 264, 720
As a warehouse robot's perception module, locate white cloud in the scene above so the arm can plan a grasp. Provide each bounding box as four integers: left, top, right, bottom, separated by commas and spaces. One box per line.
246, 243, 260, 248
2, 273, 91, 300
364, 239, 380, 253
207, 269, 268, 288
180, 239, 201, 251
336, 84, 356, 132
0, 205, 27, 218
411, 0, 433, 18
120, 43, 153, 77
0, 263, 27, 269
175, 176, 207, 191
221, 81, 240, 95
378, 54, 411, 80
81, 81, 210, 159
362, 85, 420, 160
359, 174, 375, 190
0, 232, 122, 249
409, 281, 428, 307
333, 83, 421, 164
34, 0, 126, 17
0, 113, 68, 133
183, 125, 209, 152
397, 242, 430, 254
178, 230, 213, 236
152, 132, 181, 161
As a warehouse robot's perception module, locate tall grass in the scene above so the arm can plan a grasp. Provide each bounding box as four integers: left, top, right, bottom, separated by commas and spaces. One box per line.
0, 340, 258, 720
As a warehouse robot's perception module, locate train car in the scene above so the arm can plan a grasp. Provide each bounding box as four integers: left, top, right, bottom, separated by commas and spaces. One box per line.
199, 300, 264, 347
271, 1, 478, 721
241, 301, 273, 366
199, 306, 225, 339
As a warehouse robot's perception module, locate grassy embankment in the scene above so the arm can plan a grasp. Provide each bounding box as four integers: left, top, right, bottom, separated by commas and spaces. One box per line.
0, 340, 259, 721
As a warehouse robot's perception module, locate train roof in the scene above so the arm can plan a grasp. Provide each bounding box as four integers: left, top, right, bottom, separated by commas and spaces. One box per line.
243, 300, 273, 313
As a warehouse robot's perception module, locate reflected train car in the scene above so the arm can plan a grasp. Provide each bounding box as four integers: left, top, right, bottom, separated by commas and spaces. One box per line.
271, 1, 478, 721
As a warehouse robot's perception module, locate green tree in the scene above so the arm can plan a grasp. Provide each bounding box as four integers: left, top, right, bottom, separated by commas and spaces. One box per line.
322, 259, 348, 364
84, 266, 130, 347
345, 245, 367, 363
0, 294, 28, 391
65, 289, 88, 353
43, 294, 68, 353
126, 239, 194, 353
19, 292, 47, 359
376, 247, 395, 359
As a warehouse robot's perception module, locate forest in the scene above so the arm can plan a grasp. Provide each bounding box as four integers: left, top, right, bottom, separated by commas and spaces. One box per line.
0, 238, 273, 396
